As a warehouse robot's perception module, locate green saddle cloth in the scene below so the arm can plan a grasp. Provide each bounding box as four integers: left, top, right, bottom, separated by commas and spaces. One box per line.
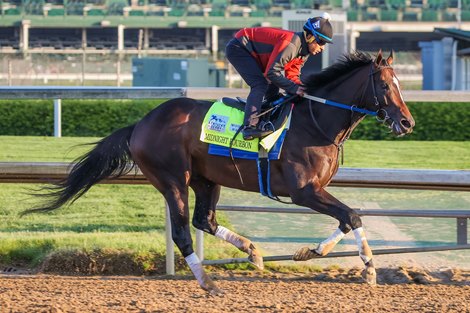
200, 101, 288, 153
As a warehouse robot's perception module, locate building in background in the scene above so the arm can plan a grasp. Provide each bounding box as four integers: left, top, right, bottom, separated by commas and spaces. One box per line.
419, 28, 470, 90
0, 0, 469, 87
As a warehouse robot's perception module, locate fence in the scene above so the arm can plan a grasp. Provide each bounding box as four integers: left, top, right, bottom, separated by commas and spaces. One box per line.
1, 162, 469, 274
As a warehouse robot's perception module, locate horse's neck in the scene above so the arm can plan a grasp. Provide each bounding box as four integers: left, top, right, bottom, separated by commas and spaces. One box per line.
302, 67, 369, 145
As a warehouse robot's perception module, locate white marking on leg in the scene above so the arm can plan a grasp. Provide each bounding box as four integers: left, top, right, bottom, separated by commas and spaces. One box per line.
214, 225, 230, 240
185, 252, 206, 286
215, 226, 247, 251
215, 226, 263, 269
353, 227, 373, 264
315, 228, 345, 256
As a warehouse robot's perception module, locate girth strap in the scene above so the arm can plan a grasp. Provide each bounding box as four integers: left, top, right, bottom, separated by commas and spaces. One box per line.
257, 147, 293, 204
257, 148, 269, 197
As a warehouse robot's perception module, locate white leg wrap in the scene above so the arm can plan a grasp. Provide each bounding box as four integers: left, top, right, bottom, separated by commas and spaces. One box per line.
215, 226, 245, 250
353, 227, 372, 264
185, 253, 206, 287
315, 228, 346, 255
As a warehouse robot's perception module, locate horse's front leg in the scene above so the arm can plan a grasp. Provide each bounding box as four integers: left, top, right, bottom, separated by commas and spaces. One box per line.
352, 226, 376, 284
293, 227, 346, 260
290, 184, 376, 285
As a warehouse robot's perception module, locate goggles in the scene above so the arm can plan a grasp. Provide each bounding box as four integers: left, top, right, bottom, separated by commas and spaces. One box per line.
306, 29, 328, 46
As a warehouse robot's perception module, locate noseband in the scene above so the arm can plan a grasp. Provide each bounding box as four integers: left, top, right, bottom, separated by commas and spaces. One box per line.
362, 63, 394, 125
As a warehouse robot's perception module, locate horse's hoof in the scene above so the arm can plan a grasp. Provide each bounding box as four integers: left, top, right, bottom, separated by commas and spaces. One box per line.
292, 246, 319, 261
362, 266, 377, 285
202, 280, 224, 296
248, 249, 264, 270
200, 273, 224, 296
208, 285, 225, 296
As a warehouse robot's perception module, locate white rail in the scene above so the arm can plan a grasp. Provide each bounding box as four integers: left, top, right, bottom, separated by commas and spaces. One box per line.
1, 162, 469, 192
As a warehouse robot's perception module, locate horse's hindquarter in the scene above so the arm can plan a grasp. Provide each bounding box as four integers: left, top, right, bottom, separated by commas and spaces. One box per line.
131, 97, 209, 146
130, 98, 211, 183
130, 98, 260, 192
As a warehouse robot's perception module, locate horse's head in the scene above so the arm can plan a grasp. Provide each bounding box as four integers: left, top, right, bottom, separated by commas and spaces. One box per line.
368, 50, 415, 136
302, 50, 415, 137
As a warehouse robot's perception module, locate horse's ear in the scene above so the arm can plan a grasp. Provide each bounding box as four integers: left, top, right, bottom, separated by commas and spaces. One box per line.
386, 50, 394, 65
375, 49, 383, 65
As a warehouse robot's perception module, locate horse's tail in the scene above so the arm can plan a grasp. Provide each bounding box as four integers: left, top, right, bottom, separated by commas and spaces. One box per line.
23, 124, 136, 215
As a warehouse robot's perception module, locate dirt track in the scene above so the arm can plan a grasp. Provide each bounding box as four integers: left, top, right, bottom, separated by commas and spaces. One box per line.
1, 269, 469, 313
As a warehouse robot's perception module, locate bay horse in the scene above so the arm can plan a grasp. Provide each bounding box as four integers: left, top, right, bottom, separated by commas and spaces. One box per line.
26, 50, 414, 294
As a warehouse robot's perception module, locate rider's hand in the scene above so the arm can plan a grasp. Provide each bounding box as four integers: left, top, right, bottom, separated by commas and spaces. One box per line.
296, 86, 307, 97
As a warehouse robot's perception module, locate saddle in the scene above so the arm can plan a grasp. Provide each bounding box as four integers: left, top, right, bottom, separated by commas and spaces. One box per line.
220, 95, 294, 136
200, 94, 296, 155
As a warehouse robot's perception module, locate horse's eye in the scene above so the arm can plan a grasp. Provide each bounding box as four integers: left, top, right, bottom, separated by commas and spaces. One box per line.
382, 83, 389, 90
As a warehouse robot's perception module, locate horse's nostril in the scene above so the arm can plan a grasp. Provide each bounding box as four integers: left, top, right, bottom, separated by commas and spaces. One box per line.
401, 119, 412, 129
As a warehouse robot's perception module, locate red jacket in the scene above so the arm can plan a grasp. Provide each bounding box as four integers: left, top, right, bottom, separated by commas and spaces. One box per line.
235, 27, 310, 94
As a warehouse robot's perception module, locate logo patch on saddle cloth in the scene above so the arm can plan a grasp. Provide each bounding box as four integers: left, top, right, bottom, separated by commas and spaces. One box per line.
200, 101, 289, 153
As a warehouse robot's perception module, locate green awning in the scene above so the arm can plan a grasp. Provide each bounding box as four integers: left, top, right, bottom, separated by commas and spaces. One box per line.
434, 28, 470, 43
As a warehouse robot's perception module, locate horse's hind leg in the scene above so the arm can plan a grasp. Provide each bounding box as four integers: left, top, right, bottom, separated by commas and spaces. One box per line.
159, 181, 223, 295
131, 152, 222, 294
190, 177, 264, 270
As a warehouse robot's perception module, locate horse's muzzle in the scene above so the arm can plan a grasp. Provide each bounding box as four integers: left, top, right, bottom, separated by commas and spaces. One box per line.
393, 117, 415, 136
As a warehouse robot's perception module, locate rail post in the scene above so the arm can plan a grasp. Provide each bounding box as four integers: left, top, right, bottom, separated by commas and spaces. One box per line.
196, 230, 204, 260
457, 218, 468, 245
53, 98, 61, 137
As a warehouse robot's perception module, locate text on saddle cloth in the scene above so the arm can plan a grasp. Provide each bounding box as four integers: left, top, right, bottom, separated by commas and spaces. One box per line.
200, 100, 292, 153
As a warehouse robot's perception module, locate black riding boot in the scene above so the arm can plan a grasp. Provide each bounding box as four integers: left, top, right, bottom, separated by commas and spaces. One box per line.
242, 95, 274, 140
242, 125, 273, 141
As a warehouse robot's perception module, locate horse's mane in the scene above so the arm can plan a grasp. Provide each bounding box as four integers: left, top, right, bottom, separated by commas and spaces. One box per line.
302, 51, 373, 89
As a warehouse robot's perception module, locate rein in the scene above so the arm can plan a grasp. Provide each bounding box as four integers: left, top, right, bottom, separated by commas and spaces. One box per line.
303, 94, 378, 116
